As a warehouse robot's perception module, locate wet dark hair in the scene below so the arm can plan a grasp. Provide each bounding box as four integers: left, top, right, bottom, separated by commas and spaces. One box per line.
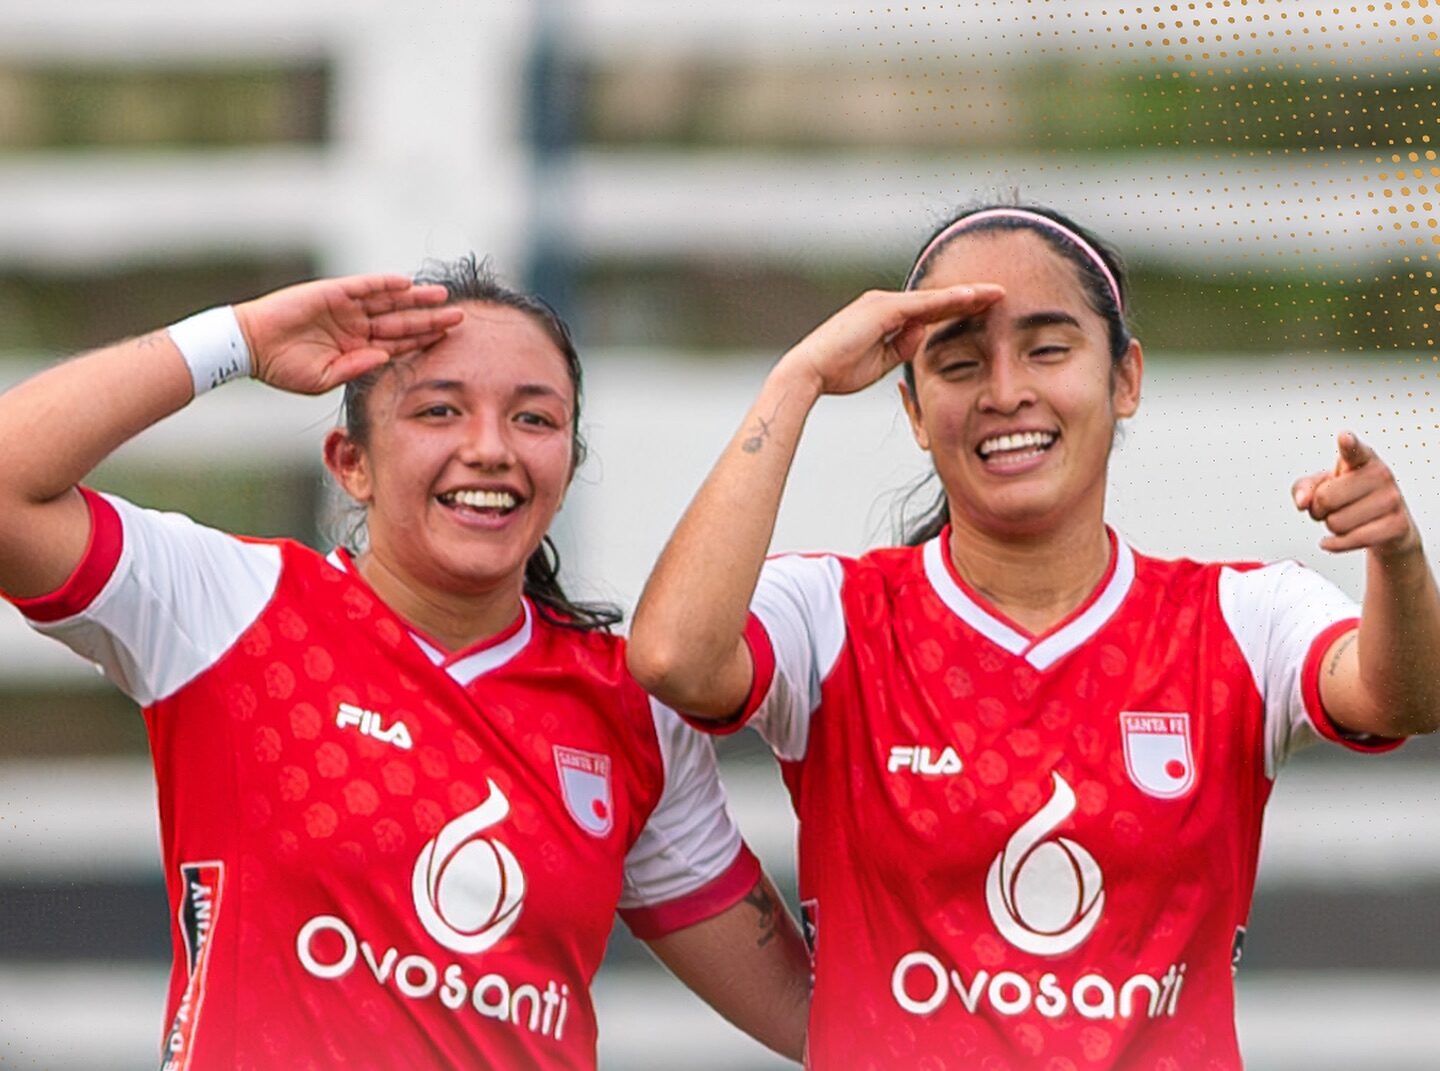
338, 253, 622, 632
897, 203, 1135, 546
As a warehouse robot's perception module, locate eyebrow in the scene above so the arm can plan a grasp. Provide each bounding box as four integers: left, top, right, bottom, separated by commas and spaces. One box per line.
403, 377, 463, 394
924, 309, 1083, 355
514, 383, 567, 402
401, 379, 567, 403
1015, 311, 1083, 332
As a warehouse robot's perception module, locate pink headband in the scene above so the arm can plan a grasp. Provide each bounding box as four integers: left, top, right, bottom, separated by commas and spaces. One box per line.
903, 208, 1124, 313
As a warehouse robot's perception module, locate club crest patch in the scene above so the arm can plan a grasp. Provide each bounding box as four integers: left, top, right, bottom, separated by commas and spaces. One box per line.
1120, 712, 1196, 799
554, 746, 614, 837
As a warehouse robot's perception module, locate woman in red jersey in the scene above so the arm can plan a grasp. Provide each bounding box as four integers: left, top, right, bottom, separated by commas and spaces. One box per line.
0, 260, 809, 1069
628, 204, 1440, 1070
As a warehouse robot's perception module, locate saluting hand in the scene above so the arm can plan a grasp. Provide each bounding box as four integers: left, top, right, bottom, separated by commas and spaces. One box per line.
236, 275, 464, 395
778, 284, 1004, 397
1292, 432, 1421, 561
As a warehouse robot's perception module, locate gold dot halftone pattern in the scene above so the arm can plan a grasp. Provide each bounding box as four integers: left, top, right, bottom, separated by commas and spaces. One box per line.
814, 0, 1440, 456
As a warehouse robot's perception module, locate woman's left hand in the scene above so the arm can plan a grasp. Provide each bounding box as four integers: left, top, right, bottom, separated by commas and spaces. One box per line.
1291, 432, 1421, 561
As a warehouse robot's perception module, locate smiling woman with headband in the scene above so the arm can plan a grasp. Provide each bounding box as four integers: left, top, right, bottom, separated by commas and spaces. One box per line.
627, 202, 1440, 1069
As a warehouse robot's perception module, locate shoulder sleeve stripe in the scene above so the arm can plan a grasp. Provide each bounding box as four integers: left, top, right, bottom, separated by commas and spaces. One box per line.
1218, 561, 1392, 775
620, 699, 751, 923
9, 488, 122, 623
746, 553, 848, 762
1300, 618, 1404, 754
676, 613, 777, 737
742, 611, 777, 719
619, 842, 761, 940
25, 493, 282, 705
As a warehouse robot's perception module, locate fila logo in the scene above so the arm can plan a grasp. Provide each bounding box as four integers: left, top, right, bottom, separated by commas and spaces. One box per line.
887, 745, 964, 777
336, 702, 413, 751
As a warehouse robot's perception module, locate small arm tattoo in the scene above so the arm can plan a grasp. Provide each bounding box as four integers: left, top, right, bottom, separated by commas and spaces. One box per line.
134, 330, 168, 349
1327, 631, 1358, 676
741, 415, 773, 454
740, 398, 788, 454
743, 884, 779, 948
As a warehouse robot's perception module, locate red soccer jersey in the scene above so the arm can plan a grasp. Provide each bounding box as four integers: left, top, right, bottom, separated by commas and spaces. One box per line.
10, 489, 760, 1070
723, 528, 1394, 1071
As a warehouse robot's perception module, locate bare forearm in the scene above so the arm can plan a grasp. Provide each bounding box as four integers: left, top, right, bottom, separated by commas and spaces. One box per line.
1357, 546, 1440, 734
629, 365, 822, 715
646, 876, 810, 1062
630, 283, 1004, 715
0, 332, 194, 596
0, 331, 193, 506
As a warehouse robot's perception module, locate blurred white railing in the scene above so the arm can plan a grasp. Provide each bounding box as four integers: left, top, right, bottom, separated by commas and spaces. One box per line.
0, 2, 1429, 272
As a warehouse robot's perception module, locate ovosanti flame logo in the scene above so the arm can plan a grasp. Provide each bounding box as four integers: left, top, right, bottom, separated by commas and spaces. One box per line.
412, 779, 525, 954
984, 772, 1104, 956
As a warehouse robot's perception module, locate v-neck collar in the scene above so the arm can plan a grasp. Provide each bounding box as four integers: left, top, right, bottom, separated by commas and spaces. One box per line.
921, 527, 1135, 671
325, 548, 534, 686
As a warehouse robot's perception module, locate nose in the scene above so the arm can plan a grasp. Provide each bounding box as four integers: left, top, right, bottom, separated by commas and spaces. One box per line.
978, 352, 1037, 415
456, 411, 516, 469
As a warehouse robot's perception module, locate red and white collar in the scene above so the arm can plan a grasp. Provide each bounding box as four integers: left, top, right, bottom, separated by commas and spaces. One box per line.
325, 549, 534, 685
921, 528, 1135, 671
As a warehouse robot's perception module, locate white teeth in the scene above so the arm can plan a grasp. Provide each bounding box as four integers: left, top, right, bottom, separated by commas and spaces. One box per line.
442, 489, 518, 511
978, 431, 1056, 458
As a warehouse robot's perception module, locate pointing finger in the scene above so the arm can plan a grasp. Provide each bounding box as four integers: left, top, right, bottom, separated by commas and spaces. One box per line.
1335, 430, 1374, 474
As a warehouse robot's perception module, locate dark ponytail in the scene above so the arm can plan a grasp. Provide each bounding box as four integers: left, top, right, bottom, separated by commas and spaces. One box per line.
338, 254, 622, 631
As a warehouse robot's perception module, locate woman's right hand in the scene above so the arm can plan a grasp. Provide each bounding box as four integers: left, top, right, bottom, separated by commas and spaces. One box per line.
236, 275, 465, 395
775, 283, 1004, 397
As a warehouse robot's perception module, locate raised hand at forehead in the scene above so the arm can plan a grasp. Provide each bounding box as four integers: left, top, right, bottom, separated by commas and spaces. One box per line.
238, 275, 465, 396
780, 284, 1005, 398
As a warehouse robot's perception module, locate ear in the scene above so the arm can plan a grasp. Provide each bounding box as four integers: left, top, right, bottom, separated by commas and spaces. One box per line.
1111, 338, 1143, 420
323, 428, 373, 504
898, 379, 932, 452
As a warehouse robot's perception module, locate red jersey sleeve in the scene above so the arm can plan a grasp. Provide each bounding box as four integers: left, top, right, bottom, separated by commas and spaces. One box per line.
5, 487, 124, 622
617, 698, 763, 938
1218, 560, 1403, 774
1299, 616, 1404, 753
5, 490, 281, 705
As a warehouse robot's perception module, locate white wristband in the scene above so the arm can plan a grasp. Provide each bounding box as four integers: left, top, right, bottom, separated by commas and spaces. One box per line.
167, 305, 252, 396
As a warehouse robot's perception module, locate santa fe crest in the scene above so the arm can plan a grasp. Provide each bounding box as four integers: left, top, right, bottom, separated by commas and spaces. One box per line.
554, 746, 615, 837
1119, 712, 1196, 799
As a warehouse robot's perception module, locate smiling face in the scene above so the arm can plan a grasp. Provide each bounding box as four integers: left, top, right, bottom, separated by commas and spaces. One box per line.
901, 228, 1142, 540
325, 302, 577, 605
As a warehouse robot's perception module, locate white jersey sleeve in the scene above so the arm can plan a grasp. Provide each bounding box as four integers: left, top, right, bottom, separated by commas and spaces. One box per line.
1218, 560, 1385, 775
13, 490, 281, 706
744, 553, 848, 762
616, 698, 760, 936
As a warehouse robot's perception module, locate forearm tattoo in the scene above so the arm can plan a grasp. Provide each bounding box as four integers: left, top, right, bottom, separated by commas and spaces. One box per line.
741, 415, 774, 454
740, 399, 786, 454
1327, 631, 1358, 676
744, 884, 779, 948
